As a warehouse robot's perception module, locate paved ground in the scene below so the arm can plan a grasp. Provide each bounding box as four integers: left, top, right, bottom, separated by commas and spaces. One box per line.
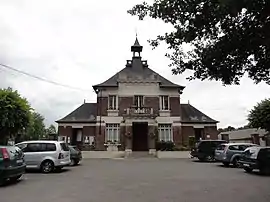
1, 159, 270, 202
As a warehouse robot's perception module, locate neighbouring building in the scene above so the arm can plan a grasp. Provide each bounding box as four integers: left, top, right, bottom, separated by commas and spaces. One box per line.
219, 128, 269, 146
56, 38, 219, 152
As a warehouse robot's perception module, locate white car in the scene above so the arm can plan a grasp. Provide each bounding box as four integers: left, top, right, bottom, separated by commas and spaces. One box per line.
16, 140, 71, 173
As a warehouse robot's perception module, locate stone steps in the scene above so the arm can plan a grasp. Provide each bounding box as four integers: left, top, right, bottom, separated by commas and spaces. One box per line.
125, 151, 156, 159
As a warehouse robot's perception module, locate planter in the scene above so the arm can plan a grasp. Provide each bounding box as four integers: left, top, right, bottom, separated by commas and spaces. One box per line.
104, 144, 121, 151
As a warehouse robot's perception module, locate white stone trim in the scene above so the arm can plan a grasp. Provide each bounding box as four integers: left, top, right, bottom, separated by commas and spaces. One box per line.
172, 122, 181, 126
107, 109, 119, 117
181, 123, 217, 128
159, 110, 171, 117
156, 116, 181, 123
58, 123, 96, 128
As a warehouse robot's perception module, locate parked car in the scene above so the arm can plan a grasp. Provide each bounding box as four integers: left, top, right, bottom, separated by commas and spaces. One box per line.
215, 143, 258, 167
239, 146, 270, 175
0, 145, 26, 185
15, 140, 71, 173
190, 140, 227, 161
68, 145, 82, 166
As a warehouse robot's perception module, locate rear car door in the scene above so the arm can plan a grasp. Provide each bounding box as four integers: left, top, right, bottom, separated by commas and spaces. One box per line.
23, 143, 42, 167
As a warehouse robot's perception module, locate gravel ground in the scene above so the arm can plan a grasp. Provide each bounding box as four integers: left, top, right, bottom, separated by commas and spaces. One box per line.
1, 159, 270, 202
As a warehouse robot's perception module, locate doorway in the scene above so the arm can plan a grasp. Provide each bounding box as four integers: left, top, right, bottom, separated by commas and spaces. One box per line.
132, 122, 148, 151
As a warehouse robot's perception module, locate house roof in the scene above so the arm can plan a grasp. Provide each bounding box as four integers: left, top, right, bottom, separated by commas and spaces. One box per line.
219, 128, 268, 140
56, 103, 97, 123
92, 38, 185, 92
56, 103, 218, 124
180, 104, 218, 123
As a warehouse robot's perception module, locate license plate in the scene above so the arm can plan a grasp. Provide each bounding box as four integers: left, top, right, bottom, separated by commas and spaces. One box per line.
243, 164, 249, 167
16, 159, 23, 164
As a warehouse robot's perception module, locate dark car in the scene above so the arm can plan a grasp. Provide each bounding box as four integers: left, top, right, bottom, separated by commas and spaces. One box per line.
68, 145, 82, 166
239, 146, 270, 175
0, 146, 26, 185
190, 140, 227, 161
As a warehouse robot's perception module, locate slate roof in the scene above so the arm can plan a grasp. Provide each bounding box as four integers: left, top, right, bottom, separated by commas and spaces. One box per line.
56, 103, 97, 123
92, 39, 185, 92
56, 103, 218, 124
180, 104, 218, 123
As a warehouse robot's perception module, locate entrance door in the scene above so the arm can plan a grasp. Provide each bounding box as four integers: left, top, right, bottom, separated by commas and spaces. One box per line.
132, 122, 148, 151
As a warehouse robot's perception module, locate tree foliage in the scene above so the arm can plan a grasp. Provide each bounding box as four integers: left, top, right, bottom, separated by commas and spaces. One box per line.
46, 124, 57, 135
0, 88, 31, 144
25, 112, 46, 140
128, 0, 270, 85
248, 99, 270, 132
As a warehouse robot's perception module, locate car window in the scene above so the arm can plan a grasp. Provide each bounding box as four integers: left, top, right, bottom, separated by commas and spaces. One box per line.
7, 146, 23, 159
16, 143, 27, 150
46, 143, 57, 151
216, 144, 226, 150
60, 143, 69, 151
25, 143, 41, 152
239, 145, 249, 151
229, 145, 239, 150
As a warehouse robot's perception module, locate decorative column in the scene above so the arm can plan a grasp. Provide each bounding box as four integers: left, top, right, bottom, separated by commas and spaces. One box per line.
124, 125, 132, 157
148, 125, 157, 156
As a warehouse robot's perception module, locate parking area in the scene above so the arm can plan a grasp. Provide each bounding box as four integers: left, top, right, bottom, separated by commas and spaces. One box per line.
1, 159, 270, 202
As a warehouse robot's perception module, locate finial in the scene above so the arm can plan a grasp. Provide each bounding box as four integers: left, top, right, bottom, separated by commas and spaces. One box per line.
84, 99, 86, 104
188, 100, 190, 104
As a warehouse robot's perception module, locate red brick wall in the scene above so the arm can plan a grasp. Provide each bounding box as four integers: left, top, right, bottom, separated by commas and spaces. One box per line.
58, 126, 72, 137
170, 97, 181, 116
97, 97, 108, 116
119, 97, 133, 115
144, 97, 159, 114
83, 126, 95, 137
95, 125, 105, 150
204, 126, 218, 139
173, 126, 181, 147
181, 126, 195, 146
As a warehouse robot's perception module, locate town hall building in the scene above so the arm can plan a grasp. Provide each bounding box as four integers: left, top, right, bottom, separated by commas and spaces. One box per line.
56, 38, 219, 152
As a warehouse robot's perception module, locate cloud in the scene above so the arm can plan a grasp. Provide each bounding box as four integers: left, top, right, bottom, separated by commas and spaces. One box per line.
0, 0, 269, 128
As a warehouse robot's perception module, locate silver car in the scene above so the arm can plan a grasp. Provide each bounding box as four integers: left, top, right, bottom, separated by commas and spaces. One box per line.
215, 143, 258, 167
15, 140, 71, 173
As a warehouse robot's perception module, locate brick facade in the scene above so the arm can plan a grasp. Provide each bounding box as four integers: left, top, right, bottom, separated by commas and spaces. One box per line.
95, 125, 105, 150
97, 97, 108, 116
144, 97, 159, 114
118, 97, 133, 116
170, 97, 181, 116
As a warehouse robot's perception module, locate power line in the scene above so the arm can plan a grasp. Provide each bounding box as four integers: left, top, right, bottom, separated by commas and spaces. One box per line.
0, 63, 91, 92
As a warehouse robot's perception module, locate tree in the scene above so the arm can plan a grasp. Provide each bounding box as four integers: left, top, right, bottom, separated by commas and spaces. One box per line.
248, 99, 270, 145
46, 124, 57, 135
0, 88, 31, 144
248, 99, 270, 132
25, 112, 46, 140
128, 0, 270, 85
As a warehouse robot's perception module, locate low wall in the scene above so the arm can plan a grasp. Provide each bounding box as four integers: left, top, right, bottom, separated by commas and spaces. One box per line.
82, 151, 125, 159
157, 151, 191, 159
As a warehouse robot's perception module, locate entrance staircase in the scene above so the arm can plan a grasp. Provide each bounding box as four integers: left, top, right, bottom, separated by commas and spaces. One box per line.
125, 151, 156, 159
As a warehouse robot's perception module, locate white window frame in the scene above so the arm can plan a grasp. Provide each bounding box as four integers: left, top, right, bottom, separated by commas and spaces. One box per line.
106, 124, 120, 142
108, 95, 118, 110
134, 95, 144, 108
159, 95, 170, 110
158, 124, 173, 142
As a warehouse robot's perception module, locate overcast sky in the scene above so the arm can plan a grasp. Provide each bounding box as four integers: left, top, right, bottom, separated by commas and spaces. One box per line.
0, 0, 269, 129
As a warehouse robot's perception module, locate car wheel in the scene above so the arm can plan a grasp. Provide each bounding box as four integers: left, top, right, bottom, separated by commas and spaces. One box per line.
40, 160, 54, 173
244, 167, 253, 173
206, 155, 215, 162
232, 157, 240, 168
198, 157, 205, 162
222, 162, 230, 167
74, 160, 79, 166
259, 166, 270, 175
70, 159, 75, 166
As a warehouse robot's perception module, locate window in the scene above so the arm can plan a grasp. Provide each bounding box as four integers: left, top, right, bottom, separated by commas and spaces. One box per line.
158, 124, 173, 142
24, 143, 41, 153
60, 143, 70, 151
108, 95, 117, 110
134, 95, 144, 108
106, 124, 120, 142
160, 96, 169, 110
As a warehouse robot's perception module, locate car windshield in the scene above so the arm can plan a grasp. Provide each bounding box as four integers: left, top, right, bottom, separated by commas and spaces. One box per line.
60, 143, 69, 151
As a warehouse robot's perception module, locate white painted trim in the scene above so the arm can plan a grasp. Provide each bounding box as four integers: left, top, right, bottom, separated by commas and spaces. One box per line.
181, 123, 217, 127
58, 123, 96, 128
172, 123, 181, 126
156, 116, 181, 123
